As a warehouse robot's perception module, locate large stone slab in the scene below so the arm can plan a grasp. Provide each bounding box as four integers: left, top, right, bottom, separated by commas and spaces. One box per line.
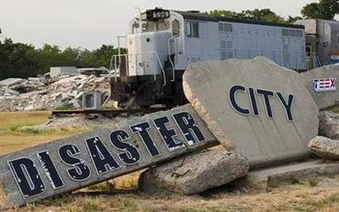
234, 159, 339, 189
139, 149, 249, 195
0, 104, 218, 206
301, 64, 339, 110
183, 57, 319, 168
309, 136, 339, 160
319, 111, 339, 139
0, 78, 26, 87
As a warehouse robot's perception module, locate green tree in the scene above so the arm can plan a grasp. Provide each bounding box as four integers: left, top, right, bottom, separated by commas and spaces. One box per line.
0, 34, 127, 80
209, 10, 240, 18
301, 0, 339, 20
209, 8, 286, 23
241, 9, 285, 23
0, 38, 40, 79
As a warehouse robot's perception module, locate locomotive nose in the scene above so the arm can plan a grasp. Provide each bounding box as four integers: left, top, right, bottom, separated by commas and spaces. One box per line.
127, 32, 171, 77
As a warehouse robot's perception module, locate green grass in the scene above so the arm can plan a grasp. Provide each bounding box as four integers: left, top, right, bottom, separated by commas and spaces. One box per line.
0, 111, 50, 131
55, 104, 76, 111
0, 111, 87, 155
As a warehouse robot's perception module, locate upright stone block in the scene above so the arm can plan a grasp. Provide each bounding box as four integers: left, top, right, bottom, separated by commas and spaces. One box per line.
301, 64, 339, 110
0, 104, 218, 206
183, 57, 319, 168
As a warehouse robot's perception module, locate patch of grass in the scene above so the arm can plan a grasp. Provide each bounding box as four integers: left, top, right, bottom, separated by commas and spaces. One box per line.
123, 199, 137, 209
56, 104, 76, 111
0, 111, 50, 131
88, 181, 115, 192
61, 127, 70, 131
308, 178, 318, 187
81, 198, 101, 212
293, 193, 339, 211
41, 194, 75, 207
291, 178, 302, 185
10, 125, 18, 132
16, 128, 48, 135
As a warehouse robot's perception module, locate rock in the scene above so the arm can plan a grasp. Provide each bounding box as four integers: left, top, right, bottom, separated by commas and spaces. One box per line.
319, 111, 339, 139
0, 104, 218, 206
0, 78, 26, 87
301, 64, 339, 110
77, 67, 108, 76
3, 89, 19, 97
23, 105, 34, 111
309, 136, 339, 160
139, 149, 249, 195
183, 57, 319, 168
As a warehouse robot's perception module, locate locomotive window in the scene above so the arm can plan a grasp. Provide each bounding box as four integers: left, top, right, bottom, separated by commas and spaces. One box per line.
142, 22, 155, 32
172, 19, 180, 36
141, 21, 169, 32
187, 22, 199, 38
157, 21, 170, 31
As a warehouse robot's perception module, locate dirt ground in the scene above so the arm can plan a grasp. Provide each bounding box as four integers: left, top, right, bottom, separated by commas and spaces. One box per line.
0, 111, 339, 212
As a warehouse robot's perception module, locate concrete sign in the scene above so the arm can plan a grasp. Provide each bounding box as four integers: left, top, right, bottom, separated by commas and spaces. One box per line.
302, 64, 339, 110
0, 105, 218, 206
183, 57, 319, 168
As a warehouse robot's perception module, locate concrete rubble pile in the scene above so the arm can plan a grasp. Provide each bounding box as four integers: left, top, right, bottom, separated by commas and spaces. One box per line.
0, 75, 110, 111
308, 111, 339, 160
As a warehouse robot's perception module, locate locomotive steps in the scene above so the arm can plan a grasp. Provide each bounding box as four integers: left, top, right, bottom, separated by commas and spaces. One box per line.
1, 57, 339, 206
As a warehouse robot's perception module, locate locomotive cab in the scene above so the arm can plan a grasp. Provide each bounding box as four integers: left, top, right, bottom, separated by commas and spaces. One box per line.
111, 8, 186, 108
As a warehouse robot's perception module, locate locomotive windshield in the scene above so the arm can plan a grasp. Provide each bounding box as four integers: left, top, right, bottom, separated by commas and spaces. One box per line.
132, 20, 170, 34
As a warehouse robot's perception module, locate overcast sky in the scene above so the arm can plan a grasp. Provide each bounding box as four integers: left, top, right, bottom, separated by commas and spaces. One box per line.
0, 0, 317, 50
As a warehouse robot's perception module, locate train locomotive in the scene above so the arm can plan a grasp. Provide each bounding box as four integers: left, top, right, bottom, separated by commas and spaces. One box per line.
110, 8, 339, 108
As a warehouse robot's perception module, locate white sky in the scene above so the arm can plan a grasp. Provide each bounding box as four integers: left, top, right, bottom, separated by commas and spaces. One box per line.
0, 0, 318, 50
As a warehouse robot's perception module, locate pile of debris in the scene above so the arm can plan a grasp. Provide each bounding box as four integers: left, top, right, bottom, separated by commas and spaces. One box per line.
0, 75, 110, 111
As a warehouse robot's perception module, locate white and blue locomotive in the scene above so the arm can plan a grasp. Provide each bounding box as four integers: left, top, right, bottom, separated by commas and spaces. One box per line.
111, 8, 338, 107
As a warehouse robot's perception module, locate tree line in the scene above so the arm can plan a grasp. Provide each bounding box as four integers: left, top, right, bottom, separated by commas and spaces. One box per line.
0, 38, 126, 80
210, 0, 339, 22
0, 0, 338, 80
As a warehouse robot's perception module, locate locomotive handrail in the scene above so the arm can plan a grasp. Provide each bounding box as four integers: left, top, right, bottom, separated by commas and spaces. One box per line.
153, 52, 167, 86
111, 53, 167, 86
168, 36, 176, 82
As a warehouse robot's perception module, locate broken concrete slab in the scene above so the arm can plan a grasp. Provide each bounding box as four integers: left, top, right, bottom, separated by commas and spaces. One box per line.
309, 136, 339, 160
0, 104, 218, 206
77, 67, 108, 76
183, 57, 319, 168
0, 78, 26, 87
139, 149, 249, 195
237, 160, 339, 189
301, 64, 339, 110
319, 111, 339, 139
3, 89, 19, 97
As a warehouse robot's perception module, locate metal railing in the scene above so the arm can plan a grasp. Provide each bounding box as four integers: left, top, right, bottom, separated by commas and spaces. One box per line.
168, 36, 176, 82
110, 52, 167, 86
